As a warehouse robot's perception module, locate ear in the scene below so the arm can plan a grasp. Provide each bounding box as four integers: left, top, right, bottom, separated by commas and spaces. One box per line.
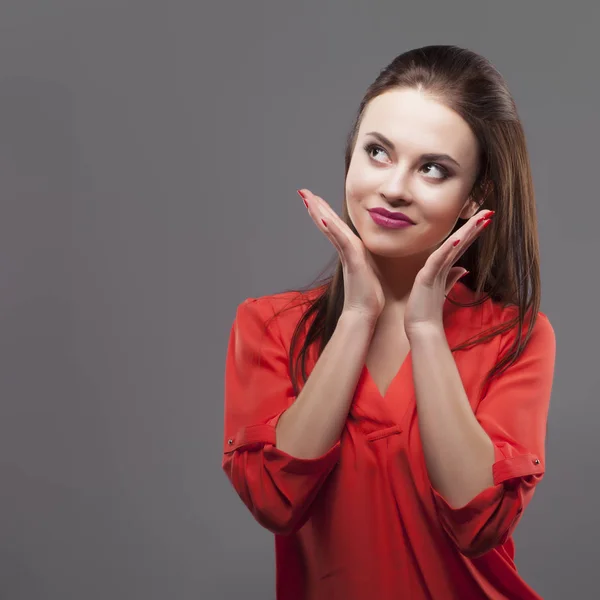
459, 197, 481, 220
459, 179, 493, 220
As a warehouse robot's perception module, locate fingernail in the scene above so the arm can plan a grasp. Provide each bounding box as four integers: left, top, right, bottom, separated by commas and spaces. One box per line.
321, 218, 328, 228
297, 189, 308, 208
453, 239, 461, 247
482, 219, 492, 230
459, 270, 470, 279
478, 210, 494, 225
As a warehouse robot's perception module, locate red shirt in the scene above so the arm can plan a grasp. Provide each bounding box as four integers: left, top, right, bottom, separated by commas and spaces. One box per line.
222, 282, 556, 599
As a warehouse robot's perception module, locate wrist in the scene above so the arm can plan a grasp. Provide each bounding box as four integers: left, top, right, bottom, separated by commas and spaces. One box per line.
339, 308, 379, 332
405, 322, 446, 344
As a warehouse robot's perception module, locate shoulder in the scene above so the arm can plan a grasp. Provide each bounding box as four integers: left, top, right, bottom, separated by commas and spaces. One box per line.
456, 283, 555, 336
233, 286, 325, 337
494, 303, 555, 343
451, 283, 555, 362
485, 297, 556, 364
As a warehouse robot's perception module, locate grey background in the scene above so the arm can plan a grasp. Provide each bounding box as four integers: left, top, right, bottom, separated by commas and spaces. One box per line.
0, 1, 595, 599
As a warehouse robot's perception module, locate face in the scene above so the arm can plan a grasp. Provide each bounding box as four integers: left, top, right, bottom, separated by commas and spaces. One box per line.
345, 88, 481, 259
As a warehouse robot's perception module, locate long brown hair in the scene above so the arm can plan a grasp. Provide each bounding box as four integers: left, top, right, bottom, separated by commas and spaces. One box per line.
284, 45, 541, 396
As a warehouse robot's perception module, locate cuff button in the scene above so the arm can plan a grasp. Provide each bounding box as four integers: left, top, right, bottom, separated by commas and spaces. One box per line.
533, 458, 540, 465
228, 439, 233, 445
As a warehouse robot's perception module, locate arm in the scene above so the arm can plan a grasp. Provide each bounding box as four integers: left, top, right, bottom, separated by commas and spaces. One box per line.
222, 298, 373, 535
410, 313, 556, 557
410, 325, 495, 508
276, 309, 375, 458
276, 188, 383, 458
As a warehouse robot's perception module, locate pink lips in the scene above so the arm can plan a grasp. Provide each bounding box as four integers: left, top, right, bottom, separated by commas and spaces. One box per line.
368, 207, 415, 229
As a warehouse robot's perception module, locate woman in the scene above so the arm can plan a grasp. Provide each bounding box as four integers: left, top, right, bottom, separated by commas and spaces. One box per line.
222, 45, 556, 599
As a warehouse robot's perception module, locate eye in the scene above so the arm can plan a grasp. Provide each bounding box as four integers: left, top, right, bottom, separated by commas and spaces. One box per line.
364, 143, 390, 164
421, 163, 450, 180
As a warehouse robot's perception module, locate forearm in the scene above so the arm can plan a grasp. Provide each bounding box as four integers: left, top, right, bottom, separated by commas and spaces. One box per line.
409, 326, 495, 507
276, 311, 375, 459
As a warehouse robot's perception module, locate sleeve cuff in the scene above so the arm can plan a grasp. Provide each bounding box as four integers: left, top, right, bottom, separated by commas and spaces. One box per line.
428, 449, 544, 555
225, 422, 277, 453
492, 453, 544, 485
430, 450, 544, 514
224, 413, 342, 475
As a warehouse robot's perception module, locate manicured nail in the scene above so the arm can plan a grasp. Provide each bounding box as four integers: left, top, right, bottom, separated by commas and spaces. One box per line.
459, 270, 470, 279
453, 239, 461, 247
321, 218, 328, 228
482, 219, 492, 230
297, 189, 308, 208
477, 210, 494, 225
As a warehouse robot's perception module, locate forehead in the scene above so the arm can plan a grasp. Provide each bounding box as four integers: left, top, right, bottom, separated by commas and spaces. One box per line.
358, 88, 479, 164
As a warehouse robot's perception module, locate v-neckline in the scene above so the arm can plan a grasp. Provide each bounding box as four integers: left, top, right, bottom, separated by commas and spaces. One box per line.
364, 348, 412, 400
361, 281, 471, 400
349, 282, 475, 428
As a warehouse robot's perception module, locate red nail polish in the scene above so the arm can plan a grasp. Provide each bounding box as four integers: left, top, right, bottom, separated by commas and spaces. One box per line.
477, 217, 485, 225
297, 190, 308, 207
453, 239, 461, 247
482, 219, 492, 229
321, 218, 328, 227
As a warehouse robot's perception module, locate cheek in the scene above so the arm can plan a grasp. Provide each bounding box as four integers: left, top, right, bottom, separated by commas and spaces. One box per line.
417, 183, 470, 223
345, 154, 381, 197
345, 179, 363, 206
345, 170, 379, 225
344, 185, 359, 229
344, 165, 365, 225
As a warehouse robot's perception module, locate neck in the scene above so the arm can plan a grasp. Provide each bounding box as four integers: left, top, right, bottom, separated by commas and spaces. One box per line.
368, 249, 433, 307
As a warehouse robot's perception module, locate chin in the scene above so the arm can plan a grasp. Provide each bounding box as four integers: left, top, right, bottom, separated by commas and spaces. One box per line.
360, 235, 416, 259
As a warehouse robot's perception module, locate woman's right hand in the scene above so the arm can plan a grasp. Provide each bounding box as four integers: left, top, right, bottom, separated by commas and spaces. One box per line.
298, 189, 385, 324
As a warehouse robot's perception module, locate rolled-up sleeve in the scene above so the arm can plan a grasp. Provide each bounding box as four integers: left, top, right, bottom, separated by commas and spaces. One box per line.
432, 312, 556, 557
222, 298, 340, 535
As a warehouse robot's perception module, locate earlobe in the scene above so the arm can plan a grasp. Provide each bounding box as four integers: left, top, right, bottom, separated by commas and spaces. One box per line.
459, 198, 481, 220
460, 179, 494, 219
461, 179, 493, 219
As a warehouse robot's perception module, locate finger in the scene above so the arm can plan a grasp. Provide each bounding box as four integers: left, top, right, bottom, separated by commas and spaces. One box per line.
309, 193, 364, 256
320, 208, 357, 264
308, 193, 352, 233
444, 267, 469, 296
299, 189, 327, 231
304, 190, 359, 259
440, 209, 495, 268
301, 189, 338, 237
300, 189, 346, 258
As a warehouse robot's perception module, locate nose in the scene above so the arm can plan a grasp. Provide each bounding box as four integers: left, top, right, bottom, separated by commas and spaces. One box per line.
379, 166, 413, 205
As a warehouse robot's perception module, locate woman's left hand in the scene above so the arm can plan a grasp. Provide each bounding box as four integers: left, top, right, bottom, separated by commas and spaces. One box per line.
404, 209, 495, 337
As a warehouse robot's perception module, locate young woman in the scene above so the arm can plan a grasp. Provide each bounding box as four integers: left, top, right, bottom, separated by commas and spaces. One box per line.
222, 45, 556, 600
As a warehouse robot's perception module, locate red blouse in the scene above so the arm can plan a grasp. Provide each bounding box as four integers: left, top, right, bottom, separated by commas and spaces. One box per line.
222, 282, 556, 599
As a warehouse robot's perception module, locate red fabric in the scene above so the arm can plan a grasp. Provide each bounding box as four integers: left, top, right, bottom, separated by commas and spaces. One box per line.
222, 283, 556, 599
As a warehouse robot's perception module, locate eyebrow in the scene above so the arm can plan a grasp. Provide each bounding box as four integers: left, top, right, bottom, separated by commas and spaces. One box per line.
365, 131, 462, 168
